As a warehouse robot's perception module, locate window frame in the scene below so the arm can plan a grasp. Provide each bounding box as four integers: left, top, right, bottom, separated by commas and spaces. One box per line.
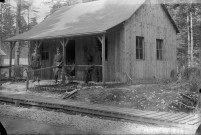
156, 39, 164, 61
136, 36, 145, 60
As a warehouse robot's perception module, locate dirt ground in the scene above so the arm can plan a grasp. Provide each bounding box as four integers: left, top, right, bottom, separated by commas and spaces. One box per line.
1, 115, 84, 135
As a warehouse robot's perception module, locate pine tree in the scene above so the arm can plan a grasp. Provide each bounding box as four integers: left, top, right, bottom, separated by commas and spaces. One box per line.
14, 0, 21, 65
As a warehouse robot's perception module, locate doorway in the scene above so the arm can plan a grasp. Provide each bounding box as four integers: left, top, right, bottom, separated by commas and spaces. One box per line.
66, 40, 75, 64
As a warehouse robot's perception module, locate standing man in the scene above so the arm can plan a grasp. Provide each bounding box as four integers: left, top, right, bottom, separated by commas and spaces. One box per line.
53, 47, 63, 83
31, 46, 41, 82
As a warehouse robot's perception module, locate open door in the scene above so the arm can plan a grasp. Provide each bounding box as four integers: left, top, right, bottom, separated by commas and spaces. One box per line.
66, 40, 75, 76
40, 43, 50, 79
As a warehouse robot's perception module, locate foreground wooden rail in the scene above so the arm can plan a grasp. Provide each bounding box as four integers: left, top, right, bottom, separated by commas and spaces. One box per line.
0, 93, 200, 131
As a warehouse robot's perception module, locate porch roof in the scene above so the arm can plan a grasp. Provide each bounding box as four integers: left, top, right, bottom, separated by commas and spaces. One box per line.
6, 0, 179, 42
0, 49, 6, 56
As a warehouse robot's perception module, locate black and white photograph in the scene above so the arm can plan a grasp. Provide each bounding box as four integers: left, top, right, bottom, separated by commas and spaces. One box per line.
0, 0, 201, 134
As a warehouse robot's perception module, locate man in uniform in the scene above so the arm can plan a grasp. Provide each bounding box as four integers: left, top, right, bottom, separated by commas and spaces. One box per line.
53, 47, 63, 83
31, 46, 41, 82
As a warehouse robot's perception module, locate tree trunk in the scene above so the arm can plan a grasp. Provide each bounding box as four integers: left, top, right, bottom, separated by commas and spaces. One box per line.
187, 11, 191, 67
27, 8, 30, 66
14, 0, 21, 66
190, 4, 194, 67
0, 3, 3, 50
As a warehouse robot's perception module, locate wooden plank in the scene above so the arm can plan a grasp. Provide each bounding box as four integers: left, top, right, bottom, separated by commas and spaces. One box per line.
188, 118, 201, 125
173, 114, 196, 123
158, 113, 188, 121
178, 115, 200, 124
166, 113, 190, 121
145, 112, 174, 119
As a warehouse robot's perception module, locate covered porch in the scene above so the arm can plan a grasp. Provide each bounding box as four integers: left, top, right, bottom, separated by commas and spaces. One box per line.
6, 33, 108, 89
28, 34, 107, 84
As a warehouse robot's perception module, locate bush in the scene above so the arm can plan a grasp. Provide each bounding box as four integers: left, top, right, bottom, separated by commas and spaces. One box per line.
169, 92, 198, 113
182, 67, 201, 80
170, 70, 176, 79
168, 67, 201, 113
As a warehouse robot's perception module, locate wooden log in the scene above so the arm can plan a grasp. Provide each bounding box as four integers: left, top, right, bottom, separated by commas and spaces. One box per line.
61, 89, 79, 99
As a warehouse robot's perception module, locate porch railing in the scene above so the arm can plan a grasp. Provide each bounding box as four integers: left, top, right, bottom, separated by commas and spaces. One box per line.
26, 65, 103, 90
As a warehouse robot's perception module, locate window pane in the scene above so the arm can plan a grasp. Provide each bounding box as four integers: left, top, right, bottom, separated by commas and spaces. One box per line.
160, 50, 162, 60
156, 39, 163, 60
139, 38, 142, 48
140, 49, 142, 59
136, 36, 144, 60
136, 49, 139, 59
136, 38, 139, 49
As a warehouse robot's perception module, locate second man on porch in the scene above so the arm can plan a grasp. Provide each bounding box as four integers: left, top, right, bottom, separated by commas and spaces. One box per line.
31, 46, 41, 82
53, 47, 63, 83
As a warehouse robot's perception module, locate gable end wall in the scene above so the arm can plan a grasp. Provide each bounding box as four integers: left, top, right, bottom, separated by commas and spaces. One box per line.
123, 0, 177, 81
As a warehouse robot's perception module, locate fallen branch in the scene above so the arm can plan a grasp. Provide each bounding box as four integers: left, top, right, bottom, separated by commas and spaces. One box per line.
173, 101, 197, 109
61, 89, 79, 99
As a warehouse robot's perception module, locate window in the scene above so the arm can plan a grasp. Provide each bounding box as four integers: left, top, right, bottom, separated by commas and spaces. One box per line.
41, 44, 49, 60
136, 36, 145, 60
156, 39, 163, 60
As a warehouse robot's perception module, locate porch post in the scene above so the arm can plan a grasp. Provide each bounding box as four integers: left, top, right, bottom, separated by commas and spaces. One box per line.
101, 34, 106, 85
98, 34, 106, 85
60, 38, 69, 84
9, 42, 15, 78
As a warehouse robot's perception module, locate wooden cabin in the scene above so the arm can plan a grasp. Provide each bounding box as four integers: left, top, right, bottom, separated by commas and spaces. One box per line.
5, 0, 179, 84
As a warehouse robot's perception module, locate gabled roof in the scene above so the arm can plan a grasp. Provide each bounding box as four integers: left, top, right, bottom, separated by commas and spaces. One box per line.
0, 49, 6, 56
6, 0, 179, 42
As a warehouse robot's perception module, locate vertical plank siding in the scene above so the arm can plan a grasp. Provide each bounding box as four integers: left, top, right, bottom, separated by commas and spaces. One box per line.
107, 24, 126, 82
122, 0, 177, 82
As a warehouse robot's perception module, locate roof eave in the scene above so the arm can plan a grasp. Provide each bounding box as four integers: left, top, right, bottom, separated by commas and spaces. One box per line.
161, 4, 179, 34
5, 30, 107, 42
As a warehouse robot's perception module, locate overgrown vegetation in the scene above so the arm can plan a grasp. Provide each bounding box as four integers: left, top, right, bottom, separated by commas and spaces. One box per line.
66, 67, 201, 114
168, 66, 201, 113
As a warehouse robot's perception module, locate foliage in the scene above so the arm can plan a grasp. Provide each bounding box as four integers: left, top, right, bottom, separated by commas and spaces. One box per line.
0, 0, 38, 60
166, 2, 201, 67
169, 66, 201, 113
169, 92, 198, 113
72, 85, 177, 111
